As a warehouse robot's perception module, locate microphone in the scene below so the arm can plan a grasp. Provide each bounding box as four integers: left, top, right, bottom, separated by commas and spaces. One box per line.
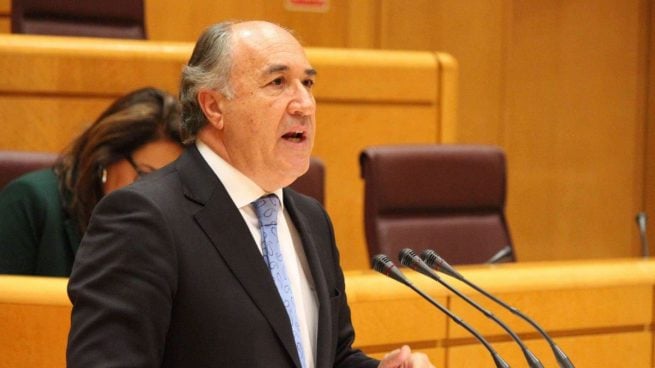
371, 254, 510, 368
420, 250, 575, 368
399, 248, 543, 368
636, 212, 649, 257
486, 245, 513, 264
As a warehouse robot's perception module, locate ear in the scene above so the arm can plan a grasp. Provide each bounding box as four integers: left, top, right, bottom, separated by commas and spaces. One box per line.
197, 89, 225, 130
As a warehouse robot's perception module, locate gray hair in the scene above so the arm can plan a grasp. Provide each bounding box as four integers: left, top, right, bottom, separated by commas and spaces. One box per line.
179, 21, 237, 143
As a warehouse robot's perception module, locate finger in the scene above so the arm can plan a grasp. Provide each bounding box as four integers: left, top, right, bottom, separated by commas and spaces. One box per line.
382, 348, 399, 359
379, 345, 411, 368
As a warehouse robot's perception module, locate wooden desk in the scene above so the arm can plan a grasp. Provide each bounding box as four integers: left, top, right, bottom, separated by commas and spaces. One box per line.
4, 259, 647, 367
0, 276, 69, 368
346, 258, 655, 367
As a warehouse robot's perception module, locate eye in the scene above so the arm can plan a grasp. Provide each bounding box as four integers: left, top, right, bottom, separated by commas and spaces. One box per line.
303, 79, 315, 89
269, 77, 285, 87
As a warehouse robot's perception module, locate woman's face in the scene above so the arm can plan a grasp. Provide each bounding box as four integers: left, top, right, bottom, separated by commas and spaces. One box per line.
102, 138, 183, 194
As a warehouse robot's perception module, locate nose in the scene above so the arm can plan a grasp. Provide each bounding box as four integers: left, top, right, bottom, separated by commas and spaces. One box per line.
288, 81, 316, 116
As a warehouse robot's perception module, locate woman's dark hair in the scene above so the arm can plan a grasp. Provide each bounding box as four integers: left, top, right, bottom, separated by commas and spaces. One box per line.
54, 87, 183, 234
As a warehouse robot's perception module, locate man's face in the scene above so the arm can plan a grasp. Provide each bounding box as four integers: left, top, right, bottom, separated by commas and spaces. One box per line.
218, 22, 316, 191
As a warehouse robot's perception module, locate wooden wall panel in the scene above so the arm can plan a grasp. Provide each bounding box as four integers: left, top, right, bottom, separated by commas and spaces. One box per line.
343, 0, 378, 49
502, 0, 648, 261
430, 0, 506, 145
145, 0, 357, 47
0, 97, 111, 152
377, 0, 505, 144
0, 18, 9, 33
0, 36, 189, 95
646, 0, 655, 256
0, 35, 191, 152
0, 0, 8, 33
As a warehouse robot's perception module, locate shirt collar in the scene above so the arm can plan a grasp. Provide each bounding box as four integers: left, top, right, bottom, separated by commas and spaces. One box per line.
196, 140, 284, 209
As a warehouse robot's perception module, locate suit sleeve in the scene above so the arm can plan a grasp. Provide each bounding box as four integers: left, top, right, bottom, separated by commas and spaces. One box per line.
67, 188, 178, 368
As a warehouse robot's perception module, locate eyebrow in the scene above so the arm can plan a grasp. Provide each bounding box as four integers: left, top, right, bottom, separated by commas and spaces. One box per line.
265, 64, 317, 77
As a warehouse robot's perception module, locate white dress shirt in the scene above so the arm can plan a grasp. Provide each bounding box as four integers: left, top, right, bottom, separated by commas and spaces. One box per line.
196, 140, 318, 368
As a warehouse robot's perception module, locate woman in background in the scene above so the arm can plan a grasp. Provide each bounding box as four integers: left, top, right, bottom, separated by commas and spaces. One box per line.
0, 87, 184, 276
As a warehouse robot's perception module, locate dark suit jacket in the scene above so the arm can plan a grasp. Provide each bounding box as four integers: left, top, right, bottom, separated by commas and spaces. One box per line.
0, 169, 79, 276
67, 146, 379, 368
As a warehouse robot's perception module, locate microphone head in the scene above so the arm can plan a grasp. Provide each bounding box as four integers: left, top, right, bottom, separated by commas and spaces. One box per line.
399, 248, 440, 280
398, 248, 418, 266
371, 254, 392, 273
371, 254, 411, 286
398, 248, 418, 267
419, 249, 463, 279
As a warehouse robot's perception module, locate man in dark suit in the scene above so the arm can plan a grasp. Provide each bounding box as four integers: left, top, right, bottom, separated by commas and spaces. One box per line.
67, 20, 435, 368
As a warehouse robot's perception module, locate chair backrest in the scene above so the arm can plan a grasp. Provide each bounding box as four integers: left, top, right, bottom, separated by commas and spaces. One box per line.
11, 0, 146, 39
288, 157, 326, 205
0, 150, 58, 190
359, 144, 514, 266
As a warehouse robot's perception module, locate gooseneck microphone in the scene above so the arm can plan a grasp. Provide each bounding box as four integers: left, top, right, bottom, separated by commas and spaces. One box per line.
399, 248, 543, 368
371, 254, 511, 368
420, 249, 575, 368
636, 212, 649, 257
486, 245, 513, 264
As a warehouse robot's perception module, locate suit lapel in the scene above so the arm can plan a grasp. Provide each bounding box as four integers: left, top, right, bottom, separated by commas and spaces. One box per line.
177, 147, 302, 368
284, 191, 333, 368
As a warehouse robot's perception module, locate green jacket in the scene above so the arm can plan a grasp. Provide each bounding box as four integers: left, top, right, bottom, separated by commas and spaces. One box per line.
0, 169, 80, 276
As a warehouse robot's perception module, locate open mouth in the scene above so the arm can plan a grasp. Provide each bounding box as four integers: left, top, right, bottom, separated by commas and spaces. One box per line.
282, 131, 306, 143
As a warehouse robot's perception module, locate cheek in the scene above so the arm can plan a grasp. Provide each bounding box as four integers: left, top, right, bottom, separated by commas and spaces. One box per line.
225, 95, 287, 141
103, 162, 137, 194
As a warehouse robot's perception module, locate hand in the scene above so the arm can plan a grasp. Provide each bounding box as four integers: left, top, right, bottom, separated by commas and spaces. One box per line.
378, 345, 436, 368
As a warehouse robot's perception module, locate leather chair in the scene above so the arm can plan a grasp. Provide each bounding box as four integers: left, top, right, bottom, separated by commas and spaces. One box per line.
11, 0, 146, 39
359, 144, 514, 266
0, 150, 57, 190
289, 157, 326, 205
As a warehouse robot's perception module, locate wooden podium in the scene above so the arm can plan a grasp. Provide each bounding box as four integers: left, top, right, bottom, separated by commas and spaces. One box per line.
1, 258, 653, 367
346, 258, 655, 367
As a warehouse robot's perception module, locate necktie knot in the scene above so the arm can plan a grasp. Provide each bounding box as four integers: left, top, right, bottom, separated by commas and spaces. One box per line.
253, 194, 280, 227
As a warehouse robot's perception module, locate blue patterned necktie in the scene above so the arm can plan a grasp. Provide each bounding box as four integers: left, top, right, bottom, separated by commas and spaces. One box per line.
252, 194, 307, 368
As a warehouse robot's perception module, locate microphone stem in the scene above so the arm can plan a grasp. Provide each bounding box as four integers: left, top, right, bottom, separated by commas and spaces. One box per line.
404, 282, 511, 368
428, 275, 542, 368
456, 276, 574, 368
640, 229, 649, 258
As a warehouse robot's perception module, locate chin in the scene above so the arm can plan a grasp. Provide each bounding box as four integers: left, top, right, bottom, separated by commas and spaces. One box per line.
276, 160, 309, 187
291, 158, 310, 177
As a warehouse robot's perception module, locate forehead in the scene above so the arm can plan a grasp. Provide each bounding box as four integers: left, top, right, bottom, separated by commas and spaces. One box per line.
230, 22, 312, 74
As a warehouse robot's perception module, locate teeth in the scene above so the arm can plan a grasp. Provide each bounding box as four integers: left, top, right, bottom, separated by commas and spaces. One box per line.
283, 131, 304, 141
